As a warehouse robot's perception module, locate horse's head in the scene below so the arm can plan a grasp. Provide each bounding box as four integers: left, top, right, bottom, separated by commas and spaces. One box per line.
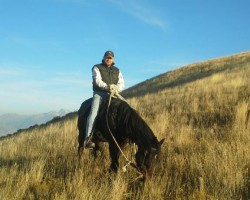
135, 139, 164, 177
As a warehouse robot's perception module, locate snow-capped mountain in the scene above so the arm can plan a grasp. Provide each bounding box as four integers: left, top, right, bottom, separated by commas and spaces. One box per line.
0, 109, 71, 137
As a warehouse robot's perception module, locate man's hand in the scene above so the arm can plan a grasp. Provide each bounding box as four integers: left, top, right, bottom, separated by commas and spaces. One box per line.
109, 84, 118, 91
108, 84, 119, 96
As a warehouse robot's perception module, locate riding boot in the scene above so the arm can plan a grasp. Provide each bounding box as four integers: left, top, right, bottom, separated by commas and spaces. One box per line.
84, 136, 95, 149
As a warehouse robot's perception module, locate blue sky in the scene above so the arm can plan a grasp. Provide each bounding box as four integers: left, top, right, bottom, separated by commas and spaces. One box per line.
0, 0, 249, 115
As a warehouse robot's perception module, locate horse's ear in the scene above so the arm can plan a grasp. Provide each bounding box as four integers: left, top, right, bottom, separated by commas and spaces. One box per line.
159, 139, 165, 146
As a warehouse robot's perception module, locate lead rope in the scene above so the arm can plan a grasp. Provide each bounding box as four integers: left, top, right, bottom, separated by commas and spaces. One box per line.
106, 93, 142, 174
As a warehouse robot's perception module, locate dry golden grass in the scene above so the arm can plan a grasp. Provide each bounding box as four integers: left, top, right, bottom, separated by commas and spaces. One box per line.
0, 52, 249, 199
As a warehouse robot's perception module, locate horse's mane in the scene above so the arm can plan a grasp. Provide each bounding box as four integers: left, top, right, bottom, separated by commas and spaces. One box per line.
105, 98, 158, 149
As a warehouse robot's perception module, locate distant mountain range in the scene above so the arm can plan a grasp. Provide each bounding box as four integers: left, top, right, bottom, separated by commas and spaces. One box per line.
0, 109, 71, 137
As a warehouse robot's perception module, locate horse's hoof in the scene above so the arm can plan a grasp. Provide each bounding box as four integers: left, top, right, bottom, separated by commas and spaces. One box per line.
78, 147, 84, 158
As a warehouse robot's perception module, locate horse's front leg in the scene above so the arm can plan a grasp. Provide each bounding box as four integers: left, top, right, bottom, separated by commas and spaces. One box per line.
108, 143, 120, 173
108, 140, 128, 173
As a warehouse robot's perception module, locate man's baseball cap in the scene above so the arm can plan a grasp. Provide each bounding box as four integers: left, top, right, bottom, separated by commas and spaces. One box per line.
104, 50, 114, 58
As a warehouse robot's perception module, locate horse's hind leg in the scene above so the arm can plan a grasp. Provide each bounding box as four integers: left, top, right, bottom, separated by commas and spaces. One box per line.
78, 124, 85, 159
78, 130, 85, 158
78, 111, 89, 159
78, 146, 84, 158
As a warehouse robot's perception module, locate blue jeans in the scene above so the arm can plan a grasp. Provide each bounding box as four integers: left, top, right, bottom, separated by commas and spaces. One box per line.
86, 91, 108, 138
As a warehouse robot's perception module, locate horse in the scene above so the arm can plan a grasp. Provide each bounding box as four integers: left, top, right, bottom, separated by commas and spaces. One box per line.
77, 96, 164, 178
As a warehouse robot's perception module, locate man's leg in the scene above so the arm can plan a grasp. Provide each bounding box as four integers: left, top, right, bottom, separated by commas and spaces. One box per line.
85, 92, 101, 148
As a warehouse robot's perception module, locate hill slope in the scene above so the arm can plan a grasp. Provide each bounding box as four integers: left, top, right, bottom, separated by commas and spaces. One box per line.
122, 51, 250, 98
0, 52, 249, 199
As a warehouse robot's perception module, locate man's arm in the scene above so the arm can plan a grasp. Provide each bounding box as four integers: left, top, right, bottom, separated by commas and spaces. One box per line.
117, 71, 124, 92
92, 66, 108, 90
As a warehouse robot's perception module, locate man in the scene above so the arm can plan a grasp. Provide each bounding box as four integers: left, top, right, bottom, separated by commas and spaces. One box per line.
84, 50, 125, 148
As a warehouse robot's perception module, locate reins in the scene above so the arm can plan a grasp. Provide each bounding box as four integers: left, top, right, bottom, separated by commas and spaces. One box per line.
106, 93, 142, 174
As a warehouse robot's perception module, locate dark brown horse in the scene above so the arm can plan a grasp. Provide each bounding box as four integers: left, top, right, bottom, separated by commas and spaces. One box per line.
77, 97, 164, 177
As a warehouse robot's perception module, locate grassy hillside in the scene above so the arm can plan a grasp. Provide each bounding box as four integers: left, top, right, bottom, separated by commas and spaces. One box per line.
122, 51, 250, 98
0, 52, 249, 200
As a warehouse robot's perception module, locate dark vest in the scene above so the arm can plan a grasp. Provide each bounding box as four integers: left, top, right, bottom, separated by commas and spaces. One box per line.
93, 64, 120, 91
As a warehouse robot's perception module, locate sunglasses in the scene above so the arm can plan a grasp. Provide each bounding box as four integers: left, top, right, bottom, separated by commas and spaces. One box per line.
105, 57, 113, 59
